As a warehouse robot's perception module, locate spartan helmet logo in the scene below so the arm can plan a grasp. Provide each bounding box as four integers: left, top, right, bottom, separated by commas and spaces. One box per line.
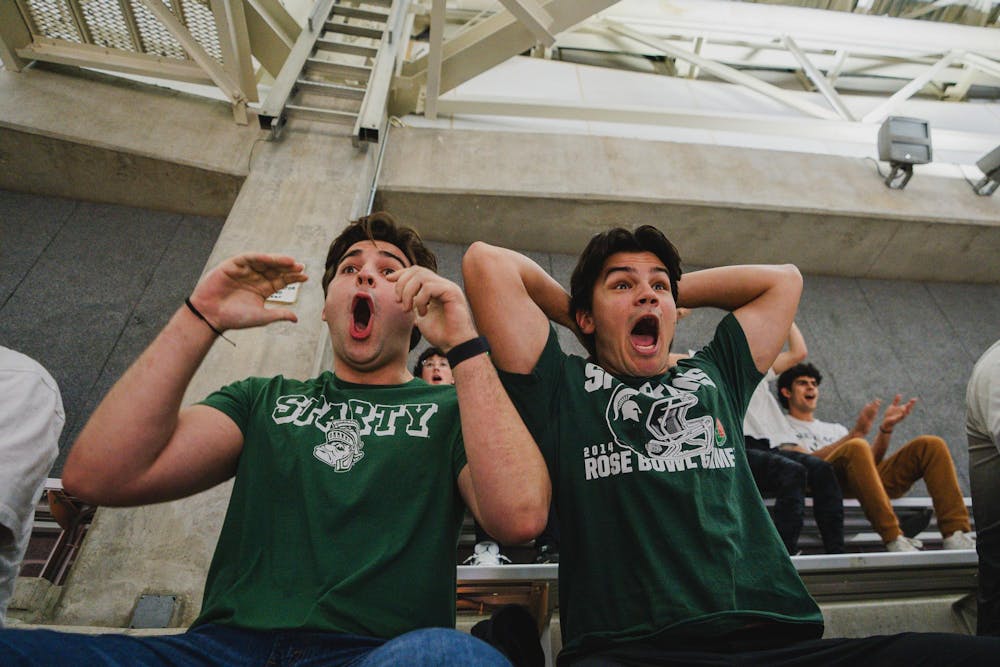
606, 384, 715, 462
313, 419, 365, 472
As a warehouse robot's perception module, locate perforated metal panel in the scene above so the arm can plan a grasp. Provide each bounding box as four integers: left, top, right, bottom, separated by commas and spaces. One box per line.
20, 0, 225, 63
24, 0, 85, 43
179, 0, 223, 63
129, 0, 187, 59
80, 0, 136, 51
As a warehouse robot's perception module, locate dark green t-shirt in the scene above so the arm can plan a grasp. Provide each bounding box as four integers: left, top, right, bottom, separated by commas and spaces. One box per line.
499, 314, 823, 659
193, 372, 467, 638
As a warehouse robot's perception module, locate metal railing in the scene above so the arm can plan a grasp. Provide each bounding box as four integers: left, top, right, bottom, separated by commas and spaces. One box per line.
0, 0, 300, 123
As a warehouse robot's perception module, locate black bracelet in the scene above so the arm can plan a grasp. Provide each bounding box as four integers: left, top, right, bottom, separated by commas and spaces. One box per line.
185, 298, 236, 347
446, 336, 490, 368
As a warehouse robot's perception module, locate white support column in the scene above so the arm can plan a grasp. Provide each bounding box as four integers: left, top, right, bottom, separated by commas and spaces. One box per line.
861, 50, 964, 123
827, 49, 850, 86
687, 36, 704, 79
782, 35, 855, 121
136, 0, 249, 122
604, 20, 843, 121
210, 0, 258, 103
497, 0, 556, 47
425, 0, 446, 120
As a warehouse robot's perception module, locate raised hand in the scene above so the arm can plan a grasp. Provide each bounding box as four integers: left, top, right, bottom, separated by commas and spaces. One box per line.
190, 253, 308, 331
880, 394, 918, 431
388, 266, 477, 351
852, 398, 882, 438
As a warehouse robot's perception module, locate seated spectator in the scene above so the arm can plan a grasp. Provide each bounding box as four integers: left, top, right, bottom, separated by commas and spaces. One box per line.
675, 319, 844, 555
0, 214, 529, 664
778, 362, 974, 552
967, 339, 1000, 635
0, 347, 62, 626
744, 324, 844, 555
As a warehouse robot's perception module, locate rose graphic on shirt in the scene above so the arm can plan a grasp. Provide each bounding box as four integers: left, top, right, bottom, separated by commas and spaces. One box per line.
313, 419, 365, 472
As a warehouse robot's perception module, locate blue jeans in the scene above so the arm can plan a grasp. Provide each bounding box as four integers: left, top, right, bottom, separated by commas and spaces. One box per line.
0, 623, 511, 666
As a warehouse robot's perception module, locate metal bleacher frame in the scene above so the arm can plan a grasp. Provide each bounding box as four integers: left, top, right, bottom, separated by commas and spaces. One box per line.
457, 496, 979, 666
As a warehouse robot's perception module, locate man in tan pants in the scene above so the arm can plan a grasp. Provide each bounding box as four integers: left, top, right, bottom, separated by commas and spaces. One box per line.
776, 362, 973, 552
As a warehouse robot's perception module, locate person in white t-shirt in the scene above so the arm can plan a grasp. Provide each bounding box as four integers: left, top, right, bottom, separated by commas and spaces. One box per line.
0, 347, 62, 626
674, 320, 844, 554
744, 325, 844, 554
777, 362, 973, 552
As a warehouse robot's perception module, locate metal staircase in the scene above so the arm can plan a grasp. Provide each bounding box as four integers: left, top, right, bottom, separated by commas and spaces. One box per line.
259, 0, 409, 144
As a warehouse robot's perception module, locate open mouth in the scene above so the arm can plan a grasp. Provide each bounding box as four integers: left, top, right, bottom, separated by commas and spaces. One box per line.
350, 293, 374, 339
630, 315, 659, 352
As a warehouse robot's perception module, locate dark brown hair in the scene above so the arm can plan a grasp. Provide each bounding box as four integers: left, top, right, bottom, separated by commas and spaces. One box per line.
776, 363, 823, 410
569, 225, 682, 356
323, 212, 437, 350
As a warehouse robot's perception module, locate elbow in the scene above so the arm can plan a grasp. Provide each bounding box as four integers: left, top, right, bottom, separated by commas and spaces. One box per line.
485, 493, 551, 545
781, 264, 803, 293
461, 241, 499, 284
61, 461, 100, 505
490, 508, 549, 546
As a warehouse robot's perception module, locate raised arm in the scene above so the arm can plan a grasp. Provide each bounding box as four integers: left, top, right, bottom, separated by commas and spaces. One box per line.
461, 241, 572, 374
772, 322, 808, 375
62, 254, 307, 507
677, 265, 803, 374
389, 265, 550, 544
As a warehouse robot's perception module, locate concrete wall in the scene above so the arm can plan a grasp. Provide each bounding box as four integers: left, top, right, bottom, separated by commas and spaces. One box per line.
376, 127, 1000, 284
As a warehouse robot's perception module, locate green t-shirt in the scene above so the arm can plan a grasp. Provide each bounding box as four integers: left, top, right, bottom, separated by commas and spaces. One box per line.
193, 372, 467, 638
499, 314, 823, 659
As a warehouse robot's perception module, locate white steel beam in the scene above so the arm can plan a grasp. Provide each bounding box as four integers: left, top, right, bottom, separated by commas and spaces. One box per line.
244, 0, 299, 48
497, 0, 556, 47
211, 0, 258, 103
861, 50, 963, 123
355, 0, 414, 144
964, 53, 1000, 80
600, 0, 1000, 58
603, 21, 843, 121
258, 0, 336, 124
136, 0, 249, 121
433, 95, 995, 153
17, 38, 213, 85
687, 36, 704, 79
426, 0, 446, 119
782, 34, 855, 121
394, 0, 617, 116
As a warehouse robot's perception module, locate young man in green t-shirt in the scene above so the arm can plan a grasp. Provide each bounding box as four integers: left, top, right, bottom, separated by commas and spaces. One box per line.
463, 226, 998, 665
0, 213, 546, 665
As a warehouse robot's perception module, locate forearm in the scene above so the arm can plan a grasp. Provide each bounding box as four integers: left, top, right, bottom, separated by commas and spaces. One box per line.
871, 427, 892, 463
454, 353, 551, 544
677, 265, 799, 311
680, 265, 802, 373
465, 242, 572, 329
63, 305, 217, 494
463, 242, 560, 373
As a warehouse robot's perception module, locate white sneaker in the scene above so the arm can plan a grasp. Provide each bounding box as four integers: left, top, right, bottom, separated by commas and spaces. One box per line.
463, 541, 511, 566
885, 536, 923, 552
942, 531, 976, 550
